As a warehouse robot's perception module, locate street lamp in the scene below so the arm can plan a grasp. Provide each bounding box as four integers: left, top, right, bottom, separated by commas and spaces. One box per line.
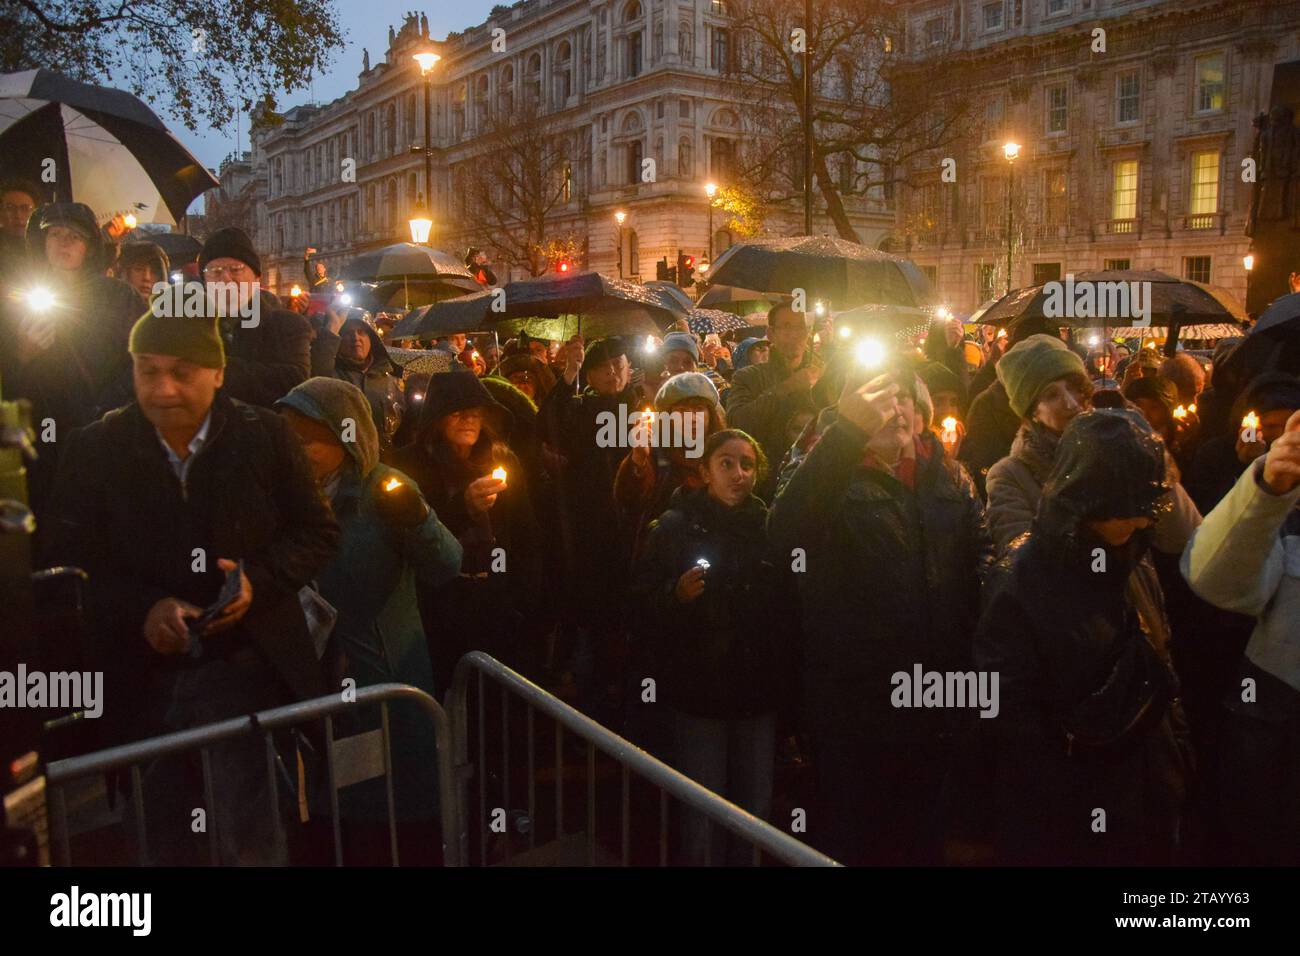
705, 182, 718, 262
615, 209, 627, 278
412, 50, 441, 246
1003, 141, 1021, 295
408, 202, 433, 244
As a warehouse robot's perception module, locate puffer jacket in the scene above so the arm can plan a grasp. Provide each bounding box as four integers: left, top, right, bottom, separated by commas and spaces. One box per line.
768, 416, 993, 737
975, 410, 1192, 865
631, 486, 794, 718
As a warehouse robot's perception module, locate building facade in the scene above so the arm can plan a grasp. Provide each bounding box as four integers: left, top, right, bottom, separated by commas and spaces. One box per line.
892, 0, 1300, 315
248, 1, 895, 296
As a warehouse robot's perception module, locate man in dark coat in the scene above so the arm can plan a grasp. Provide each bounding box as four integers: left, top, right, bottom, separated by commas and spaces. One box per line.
0, 177, 42, 286
3, 201, 146, 517
310, 309, 406, 452
42, 310, 339, 864
725, 304, 840, 497
198, 226, 312, 407
768, 364, 993, 865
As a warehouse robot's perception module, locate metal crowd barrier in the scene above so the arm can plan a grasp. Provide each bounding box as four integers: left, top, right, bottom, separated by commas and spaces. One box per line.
446, 651, 839, 867
44, 683, 460, 867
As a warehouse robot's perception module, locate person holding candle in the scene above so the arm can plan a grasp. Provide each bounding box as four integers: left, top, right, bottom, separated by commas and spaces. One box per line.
391, 370, 545, 686
1182, 394, 1300, 865
276, 376, 461, 863
631, 428, 793, 864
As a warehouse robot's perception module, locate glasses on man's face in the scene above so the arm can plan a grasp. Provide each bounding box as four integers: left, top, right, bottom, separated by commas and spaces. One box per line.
2, 202, 34, 217
203, 264, 252, 280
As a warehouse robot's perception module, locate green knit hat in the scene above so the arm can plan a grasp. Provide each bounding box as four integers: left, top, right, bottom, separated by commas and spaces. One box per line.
996, 333, 1086, 419
128, 312, 226, 368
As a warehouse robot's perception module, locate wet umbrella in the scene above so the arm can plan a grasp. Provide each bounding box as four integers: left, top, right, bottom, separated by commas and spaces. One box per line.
362, 276, 482, 310
694, 283, 783, 315
1250, 291, 1300, 337
389, 290, 496, 339
831, 304, 937, 342
0, 69, 218, 225
643, 280, 696, 313
340, 243, 480, 310
494, 311, 662, 344
385, 347, 458, 377
137, 229, 201, 266
706, 236, 934, 309
974, 271, 1247, 328
498, 270, 685, 323
686, 308, 752, 336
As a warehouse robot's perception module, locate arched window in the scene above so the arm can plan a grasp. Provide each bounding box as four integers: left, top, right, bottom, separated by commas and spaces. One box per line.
714, 229, 734, 255
408, 172, 418, 208
627, 139, 644, 185
453, 84, 466, 138
525, 53, 542, 107
366, 185, 376, 229
385, 103, 397, 154
555, 41, 573, 105
366, 112, 376, 157
625, 1, 642, 22
405, 92, 416, 143
628, 230, 640, 275
385, 179, 398, 232
499, 64, 515, 114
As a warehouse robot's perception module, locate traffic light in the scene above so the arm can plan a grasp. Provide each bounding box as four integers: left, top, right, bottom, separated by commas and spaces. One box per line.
676, 252, 696, 288
656, 257, 669, 281
555, 257, 572, 274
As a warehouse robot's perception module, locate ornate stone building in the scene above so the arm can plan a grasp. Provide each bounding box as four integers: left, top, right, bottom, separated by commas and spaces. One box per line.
249, 1, 895, 295
892, 0, 1300, 314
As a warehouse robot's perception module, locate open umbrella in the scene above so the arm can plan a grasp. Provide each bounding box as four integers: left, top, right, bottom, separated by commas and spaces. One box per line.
384, 347, 458, 377
694, 283, 783, 315
142, 230, 202, 266
1250, 291, 1300, 337
831, 304, 937, 342
643, 280, 696, 313
706, 236, 934, 309
389, 290, 497, 339
497, 270, 685, 322
339, 243, 477, 283
0, 69, 217, 225
686, 308, 753, 336
973, 271, 1247, 328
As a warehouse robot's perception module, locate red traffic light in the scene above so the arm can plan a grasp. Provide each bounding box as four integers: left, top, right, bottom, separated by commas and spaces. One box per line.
683, 255, 695, 269
557, 259, 571, 273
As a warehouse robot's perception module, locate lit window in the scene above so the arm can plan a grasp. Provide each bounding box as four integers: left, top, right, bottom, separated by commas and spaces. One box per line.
1195, 54, 1225, 113
1189, 150, 1220, 216
1104, 258, 1131, 270
1112, 159, 1138, 220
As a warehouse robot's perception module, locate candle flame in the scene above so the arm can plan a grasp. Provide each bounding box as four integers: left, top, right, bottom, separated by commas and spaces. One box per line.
941, 416, 958, 432
383, 477, 402, 492
1173, 405, 1188, 420
1242, 411, 1260, 430
1188, 403, 1197, 414
491, 467, 507, 482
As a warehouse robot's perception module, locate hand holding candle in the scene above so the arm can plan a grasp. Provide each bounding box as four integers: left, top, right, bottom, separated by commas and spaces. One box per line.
491, 466, 507, 484
374, 474, 428, 527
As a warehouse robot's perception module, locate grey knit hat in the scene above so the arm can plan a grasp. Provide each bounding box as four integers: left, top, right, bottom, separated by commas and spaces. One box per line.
655, 371, 719, 411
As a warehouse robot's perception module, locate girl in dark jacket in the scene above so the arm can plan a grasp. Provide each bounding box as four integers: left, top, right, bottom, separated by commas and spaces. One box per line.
632, 429, 794, 865
390, 370, 546, 690
975, 409, 1192, 865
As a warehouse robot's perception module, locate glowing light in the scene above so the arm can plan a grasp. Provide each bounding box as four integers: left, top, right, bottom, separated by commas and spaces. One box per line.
644, 335, 657, 353
941, 416, 959, 443
1173, 405, 1188, 420
335, 281, 345, 293
614, 210, 627, 226
838, 325, 853, 339
1242, 411, 1260, 430
491, 467, 508, 483
997, 328, 1008, 339
814, 301, 826, 317
1188, 403, 1197, 414
170, 272, 183, 282
935, 306, 952, 321
412, 51, 442, 74
383, 477, 403, 492
412, 392, 424, 402
339, 293, 353, 306
1088, 335, 1100, 347
695, 558, 711, 570
1003, 141, 1021, 161
854, 337, 887, 369
290, 284, 303, 297
1243, 254, 1255, 272
25, 286, 55, 312
123, 213, 138, 229
408, 216, 433, 244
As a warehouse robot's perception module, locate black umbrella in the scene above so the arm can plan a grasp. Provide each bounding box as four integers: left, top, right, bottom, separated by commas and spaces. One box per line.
339, 243, 478, 283
1251, 291, 1300, 337
497, 270, 685, 323
389, 290, 496, 339
974, 271, 1247, 328
0, 69, 218, 224
143, 230, 202, 266
360, 276, 483, 311
706, 236, 934, 309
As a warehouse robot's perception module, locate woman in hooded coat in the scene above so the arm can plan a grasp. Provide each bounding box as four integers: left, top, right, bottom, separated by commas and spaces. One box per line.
974, 409, 1193, 866
277, 376, 463, 863
390, 370, 545, 688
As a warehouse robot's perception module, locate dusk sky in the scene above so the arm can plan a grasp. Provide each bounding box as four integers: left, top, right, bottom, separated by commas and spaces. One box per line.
179, 2, 500, 197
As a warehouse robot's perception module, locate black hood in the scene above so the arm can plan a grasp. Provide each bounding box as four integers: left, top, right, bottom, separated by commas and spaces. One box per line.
338, 315, 399, 376
414, 369, 513, 441
1035, 409, 1169, 546
28, 201, 112, 275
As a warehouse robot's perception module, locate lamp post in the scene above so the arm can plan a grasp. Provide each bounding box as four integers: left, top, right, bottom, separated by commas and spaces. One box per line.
412, 51, 441, 246
615, 209, 627, 278
802, 0, 812, 236
705, 182, 718, 262
1003, 141, 1021, 295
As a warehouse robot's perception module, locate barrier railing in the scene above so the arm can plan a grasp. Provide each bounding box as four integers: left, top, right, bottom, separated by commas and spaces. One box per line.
446, 651, 839, 867
44, 683, 460, 867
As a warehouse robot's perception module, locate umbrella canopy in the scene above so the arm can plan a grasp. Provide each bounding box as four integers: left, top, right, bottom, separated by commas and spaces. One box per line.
1076, 323, 1244, 340
359, 276, 483, 311
141, 230, 202, 266
1251, 291, 1300, 337
686, 308, 753, 336
339, 243, 478, 283
498, 270, 686, 322
694, 283, 783, 315
705, 236, 934, 309
973, 271, 1247, 328
0, 69, 218, 225
831, 304, 937, 342
389, 290, 497, 339
385, 347, 458, 377
492, 312, 662, 343
643, 280, 696, 312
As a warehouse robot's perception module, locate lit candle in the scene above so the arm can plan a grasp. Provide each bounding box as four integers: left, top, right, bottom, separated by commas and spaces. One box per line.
1188, 403, 1197, 414
383, 477, 403, 492
1172, 405, 1188, 420
123, 213, 138, 229
1241, 411, 1260, 442
941, 416, 958, 444
491, 466, 507, 483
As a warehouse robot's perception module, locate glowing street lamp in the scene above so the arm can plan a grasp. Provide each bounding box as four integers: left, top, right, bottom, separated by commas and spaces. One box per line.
705, 182, 719, 261
412, 50, 442, 246
1243, 254, 1255, 271
408, 205, 433, 244
615, 210, 627, 278
1002, 142, 1021, 296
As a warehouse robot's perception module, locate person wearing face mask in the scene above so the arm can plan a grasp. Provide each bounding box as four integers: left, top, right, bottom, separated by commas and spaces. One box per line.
975, 409, 1192, 866
632, 429, 793, 865
985, 335, 1201, 562
768, 362, 993, 866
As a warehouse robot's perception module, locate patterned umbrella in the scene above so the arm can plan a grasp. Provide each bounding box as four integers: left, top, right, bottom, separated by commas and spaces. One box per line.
686, 308, 752, 336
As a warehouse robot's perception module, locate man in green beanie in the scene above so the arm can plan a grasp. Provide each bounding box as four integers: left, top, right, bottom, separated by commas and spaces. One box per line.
42, 311, 339, 864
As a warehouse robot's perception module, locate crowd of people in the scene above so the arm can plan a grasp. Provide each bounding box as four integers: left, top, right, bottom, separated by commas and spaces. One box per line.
1, 182, 1297, 867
